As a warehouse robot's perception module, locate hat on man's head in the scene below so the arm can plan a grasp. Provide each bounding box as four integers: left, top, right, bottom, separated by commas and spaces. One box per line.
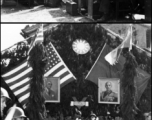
1, 87, 11, 100
90, 112, 96, 117
7, 107, 27, 118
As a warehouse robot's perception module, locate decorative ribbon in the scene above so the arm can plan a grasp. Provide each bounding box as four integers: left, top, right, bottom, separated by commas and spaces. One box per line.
70, 97, 89, 109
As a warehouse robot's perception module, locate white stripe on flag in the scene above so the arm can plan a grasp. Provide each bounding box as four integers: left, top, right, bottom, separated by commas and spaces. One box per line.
44, 62, 63, 77
14, 84, 30, 96
19, 92, 30, 103
54, 68, 67, 77
10, 78, 30, 90
2, 62, 28, 77
60, 74, 73, 84
5, 67, 32, 84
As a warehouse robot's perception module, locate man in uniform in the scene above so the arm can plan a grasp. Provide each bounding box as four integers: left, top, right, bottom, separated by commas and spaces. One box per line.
44, 81, 57, 101
1, 87, 11, 119
100, 82, 118, 102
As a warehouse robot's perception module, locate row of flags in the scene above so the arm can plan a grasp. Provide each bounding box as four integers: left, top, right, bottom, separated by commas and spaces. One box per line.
1, 24, 150, 108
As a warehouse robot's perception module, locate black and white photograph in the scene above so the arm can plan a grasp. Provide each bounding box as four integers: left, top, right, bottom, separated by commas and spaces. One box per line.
1, 23, 151, 120
44, 77, 60, 102
98, 78, 120, 104
1, 0, 151, 22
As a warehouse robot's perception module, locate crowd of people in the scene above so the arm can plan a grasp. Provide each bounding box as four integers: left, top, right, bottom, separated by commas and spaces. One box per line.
1, 87, 28, 120
1, 87, 151, 120
44, 112, 122, 120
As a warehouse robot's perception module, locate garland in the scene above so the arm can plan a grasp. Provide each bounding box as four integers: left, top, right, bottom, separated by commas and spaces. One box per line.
26, 39, 47, 119
121, 51, 138, 120
132, 46, 151, 120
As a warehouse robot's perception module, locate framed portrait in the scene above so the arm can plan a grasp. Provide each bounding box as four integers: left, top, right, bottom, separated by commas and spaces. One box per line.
43, 77, 60, 103
98, 77, 120, 104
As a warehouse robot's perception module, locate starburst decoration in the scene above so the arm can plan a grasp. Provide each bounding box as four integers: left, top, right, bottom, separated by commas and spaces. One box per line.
72, 39, 91, 55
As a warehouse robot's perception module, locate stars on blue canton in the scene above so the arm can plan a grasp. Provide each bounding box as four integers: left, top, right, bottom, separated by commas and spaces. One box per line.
45, 43, 61, 73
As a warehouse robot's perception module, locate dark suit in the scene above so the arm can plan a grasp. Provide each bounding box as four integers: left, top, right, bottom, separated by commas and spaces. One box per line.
100, 90, 118, 102
44, 88, 57, 100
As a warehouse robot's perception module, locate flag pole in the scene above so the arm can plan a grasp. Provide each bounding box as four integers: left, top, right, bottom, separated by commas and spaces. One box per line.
85, 43, 107, 79
129, 24, 133, 51
117, 24, 133, 62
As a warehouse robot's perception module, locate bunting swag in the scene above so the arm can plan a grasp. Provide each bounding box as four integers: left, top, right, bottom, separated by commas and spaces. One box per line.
26, 25, 47, 120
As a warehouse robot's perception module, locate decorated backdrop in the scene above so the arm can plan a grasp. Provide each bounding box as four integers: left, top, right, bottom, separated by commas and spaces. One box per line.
1, 24, 151, 120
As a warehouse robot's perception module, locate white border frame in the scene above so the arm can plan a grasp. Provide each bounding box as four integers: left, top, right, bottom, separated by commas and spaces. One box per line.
98, 77, 120, 104
44, 77, 60, 103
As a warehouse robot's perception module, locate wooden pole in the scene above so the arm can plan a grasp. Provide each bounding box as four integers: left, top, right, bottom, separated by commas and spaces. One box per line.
88, 0, 93, 19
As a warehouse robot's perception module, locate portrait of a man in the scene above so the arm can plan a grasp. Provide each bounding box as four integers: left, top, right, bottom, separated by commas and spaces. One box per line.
100, 81, 118, 102
43, 77, 60, 102
98, 78, 120, 104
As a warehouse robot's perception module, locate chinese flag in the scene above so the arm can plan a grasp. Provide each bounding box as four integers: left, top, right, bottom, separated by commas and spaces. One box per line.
86, 43, 150, 103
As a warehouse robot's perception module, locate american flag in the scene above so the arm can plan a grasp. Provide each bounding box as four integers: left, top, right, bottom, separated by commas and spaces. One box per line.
1, 25, 44, 107
2, 27, 76, 107
44, 42, 76, 87
2, 61, 32, 106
